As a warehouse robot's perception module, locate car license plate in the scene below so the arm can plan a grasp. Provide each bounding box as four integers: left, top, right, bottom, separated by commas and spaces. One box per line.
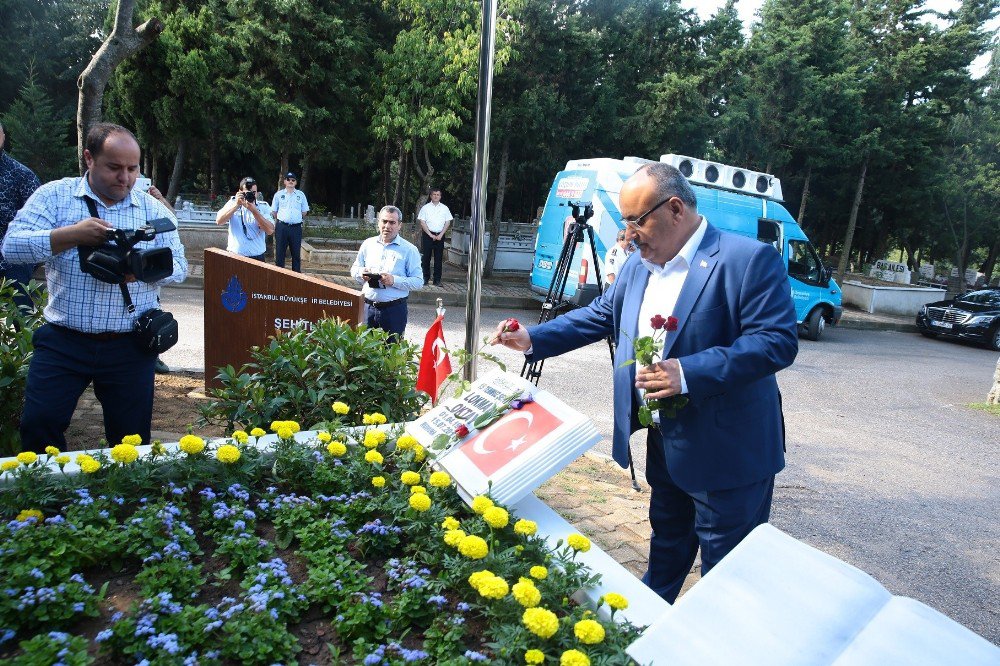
931, 321, 953, 329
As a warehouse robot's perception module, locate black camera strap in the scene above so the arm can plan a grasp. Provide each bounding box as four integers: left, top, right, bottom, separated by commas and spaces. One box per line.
84, 196, 136, 314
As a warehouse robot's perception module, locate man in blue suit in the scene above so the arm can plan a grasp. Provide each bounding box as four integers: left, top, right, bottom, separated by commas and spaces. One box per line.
493, 162, 798, 603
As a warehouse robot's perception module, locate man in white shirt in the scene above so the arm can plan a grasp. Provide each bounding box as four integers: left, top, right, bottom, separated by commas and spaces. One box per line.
270, 172, 309, 272
604, 228, 632, 286
416, 188, 453, 286
216, 177, 274, 261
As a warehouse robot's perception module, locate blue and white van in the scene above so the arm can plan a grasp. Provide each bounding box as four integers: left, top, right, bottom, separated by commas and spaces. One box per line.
530, 154, 842, 340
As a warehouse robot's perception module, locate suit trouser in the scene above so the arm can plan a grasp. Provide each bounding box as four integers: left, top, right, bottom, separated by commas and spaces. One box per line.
19, 323, 156, 452
275, 222, 303, 272
420, 233, 445, 284
642, 429, 775, 604
364, 299, 408, 343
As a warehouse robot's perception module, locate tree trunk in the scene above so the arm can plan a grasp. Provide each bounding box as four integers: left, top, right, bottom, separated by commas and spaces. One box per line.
301, 155, 311, 193
149, 144, 159, 186
484, 137, 510, 279
837, 155, 869, 280
392, 141, 405, 206
980, 236, 1000, 284
165, 136, 185, 203
381, 140, 391, 205
797, 163, 811, 223
411, 141, 435, 212
400, 152, 411, 220
76, 0, 163, 173
278, 152, 289, 192
209, 128, 219, 203
340, 169, 349, 217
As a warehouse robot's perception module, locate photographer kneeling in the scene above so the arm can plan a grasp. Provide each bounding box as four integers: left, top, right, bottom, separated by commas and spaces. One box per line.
215, 176, 274, 261
1, 123, 187, 453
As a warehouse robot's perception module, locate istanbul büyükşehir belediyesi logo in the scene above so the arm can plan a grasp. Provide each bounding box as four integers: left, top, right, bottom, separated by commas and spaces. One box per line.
221, 275, 248, 313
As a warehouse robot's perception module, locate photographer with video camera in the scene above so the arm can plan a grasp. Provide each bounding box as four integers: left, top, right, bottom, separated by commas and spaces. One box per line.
215, 176, 274, 261
1, 123, 187, 453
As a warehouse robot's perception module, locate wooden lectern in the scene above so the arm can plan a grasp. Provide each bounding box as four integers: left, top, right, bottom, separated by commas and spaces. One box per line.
203, 249, 364, 389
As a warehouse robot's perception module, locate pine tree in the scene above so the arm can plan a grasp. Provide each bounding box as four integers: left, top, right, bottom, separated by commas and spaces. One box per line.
2, 72, 75, 182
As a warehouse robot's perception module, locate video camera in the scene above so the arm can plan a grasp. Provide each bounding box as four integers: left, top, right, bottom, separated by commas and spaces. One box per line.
79, 217, 176, 284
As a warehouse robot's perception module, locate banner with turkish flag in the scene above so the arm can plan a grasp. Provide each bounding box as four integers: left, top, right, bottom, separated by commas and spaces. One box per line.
416, 314, 452, 404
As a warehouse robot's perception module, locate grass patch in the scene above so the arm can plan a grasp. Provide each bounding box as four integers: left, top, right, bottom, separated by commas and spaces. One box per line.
968, 402, 1000, 416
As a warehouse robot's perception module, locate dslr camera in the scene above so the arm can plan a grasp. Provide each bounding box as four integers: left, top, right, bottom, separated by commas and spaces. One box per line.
363, 271, 382, 289
241, 190, 257, 204
79, 217, 176, 284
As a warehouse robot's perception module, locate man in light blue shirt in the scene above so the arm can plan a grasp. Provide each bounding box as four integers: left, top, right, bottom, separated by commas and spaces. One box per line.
216, 176, 274, 260
1, 123, 187, 452
270, 171, 309, 272
350, 205, 423, 341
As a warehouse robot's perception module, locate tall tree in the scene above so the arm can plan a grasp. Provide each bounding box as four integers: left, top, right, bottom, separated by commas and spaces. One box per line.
2, 71, 76, 181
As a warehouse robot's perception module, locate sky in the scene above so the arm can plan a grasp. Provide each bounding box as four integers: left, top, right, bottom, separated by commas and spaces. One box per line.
680, 0, 995, 76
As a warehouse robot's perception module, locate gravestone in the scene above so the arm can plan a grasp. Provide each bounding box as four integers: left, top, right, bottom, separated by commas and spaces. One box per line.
870, 259, 911, 284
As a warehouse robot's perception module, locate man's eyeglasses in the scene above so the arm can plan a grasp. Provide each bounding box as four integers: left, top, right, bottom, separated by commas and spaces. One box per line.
622, 197, 672, 230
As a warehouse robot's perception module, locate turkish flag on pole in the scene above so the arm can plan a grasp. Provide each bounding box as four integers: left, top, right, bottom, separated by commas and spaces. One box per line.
416, 314, 452, 404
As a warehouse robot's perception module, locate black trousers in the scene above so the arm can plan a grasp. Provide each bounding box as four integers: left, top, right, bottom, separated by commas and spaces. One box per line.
421, 233, 445, 284
275, 222, 303, 272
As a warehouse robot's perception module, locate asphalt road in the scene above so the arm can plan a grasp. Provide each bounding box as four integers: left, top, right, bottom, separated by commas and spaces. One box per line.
161, 286, 1000, 643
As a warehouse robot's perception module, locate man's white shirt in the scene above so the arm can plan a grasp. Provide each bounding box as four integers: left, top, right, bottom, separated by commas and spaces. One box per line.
417, 201, 453, 233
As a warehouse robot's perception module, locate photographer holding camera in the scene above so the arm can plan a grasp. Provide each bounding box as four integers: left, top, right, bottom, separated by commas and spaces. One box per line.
349, 205, 423, 341
215, 176, 274, 261
1, 123, 187, 453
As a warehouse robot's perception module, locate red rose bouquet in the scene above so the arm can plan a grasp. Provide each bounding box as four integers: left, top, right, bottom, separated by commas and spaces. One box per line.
623, 314, 689, 427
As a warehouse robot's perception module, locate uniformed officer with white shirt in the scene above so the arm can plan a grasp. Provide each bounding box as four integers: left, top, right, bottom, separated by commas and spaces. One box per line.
416, 187, 453, 286
271, 171, 309, 272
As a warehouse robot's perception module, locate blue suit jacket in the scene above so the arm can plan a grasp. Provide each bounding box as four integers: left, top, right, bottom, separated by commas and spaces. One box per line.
530, 223, 798, 492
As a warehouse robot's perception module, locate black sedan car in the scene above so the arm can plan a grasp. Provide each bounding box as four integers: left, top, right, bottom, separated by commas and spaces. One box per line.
916, 288, 1000, 351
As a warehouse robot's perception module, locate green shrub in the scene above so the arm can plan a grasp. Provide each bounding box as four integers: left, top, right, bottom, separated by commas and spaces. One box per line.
0, 278, 46, 456
201, 318, 426, 431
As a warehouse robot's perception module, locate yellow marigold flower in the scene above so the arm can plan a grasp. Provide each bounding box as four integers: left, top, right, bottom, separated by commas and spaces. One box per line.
286, 421, 300, 433
364, 429, 387, 449
179, 435, 205, 455
216, 444, 241, 464
395, 433, 418, 450
429, 471, 451, 488
110, 443, 139, 464
44, 446, 60, 456
441, 516, 460, 530
458, 534, 489, 559
372, 476, 386, 488
410, 485, 426, 494
54, 455, 70, 466
468, 569, 495, 590
400, 470, 421, 486
478, 575, 509, 599
471, 495, 494, 515
443, 529, 466, 548
16, 451, 37, 465
269, 421, 281, 432
1, 460, 20, 473
525, 649, 545, 665
326, 441, 347, 457
483, 506, 510, 529
514, 519, 538, 536
560, 649, 590, 666
573, 619, 605, 644
567, 534, 591, 553
512, 579, 541, 608
232, 430, 249, 444
365, 450, 384, 465
250, 427, 266, 437
121, 434, 143, 447
361, 412, 387, 425
79, 458, 101, 474
529, 566, 548, 580
522, 607, 559, 639
601, 593, 628, 611
317, 432, 332, 443
413, 444, 426, 462
17, 509, 43, 522
276, 426, 294, 440
332, 401, 350, 415
409, 493, 431, 512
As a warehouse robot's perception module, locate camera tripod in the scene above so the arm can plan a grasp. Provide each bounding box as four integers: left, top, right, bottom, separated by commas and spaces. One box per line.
520, 202, 642, 491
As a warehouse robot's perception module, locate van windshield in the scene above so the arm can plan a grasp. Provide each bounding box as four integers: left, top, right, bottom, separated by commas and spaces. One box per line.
788, 239, 822, 283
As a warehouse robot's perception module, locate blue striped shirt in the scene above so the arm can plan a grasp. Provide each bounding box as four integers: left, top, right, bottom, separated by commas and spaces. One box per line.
1, 175, 187, 333
350, 234, 423, 302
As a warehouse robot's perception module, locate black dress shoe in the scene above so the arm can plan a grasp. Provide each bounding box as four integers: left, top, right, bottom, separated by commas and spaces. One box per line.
154, 358, 171, 374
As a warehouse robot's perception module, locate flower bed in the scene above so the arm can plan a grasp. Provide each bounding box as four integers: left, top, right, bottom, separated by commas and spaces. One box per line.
0, 417, 642, 665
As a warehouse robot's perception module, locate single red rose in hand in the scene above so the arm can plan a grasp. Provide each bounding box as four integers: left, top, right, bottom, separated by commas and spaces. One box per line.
666, 316, 679, 332
650, 314, 667, 330
455, 424, 470, 438
503, 318, 520, 332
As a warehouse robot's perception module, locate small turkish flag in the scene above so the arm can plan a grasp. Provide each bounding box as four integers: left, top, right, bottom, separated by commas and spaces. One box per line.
416, 314, 452, 404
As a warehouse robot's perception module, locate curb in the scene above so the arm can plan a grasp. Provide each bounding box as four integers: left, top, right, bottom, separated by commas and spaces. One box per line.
836, 317, 918, 333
